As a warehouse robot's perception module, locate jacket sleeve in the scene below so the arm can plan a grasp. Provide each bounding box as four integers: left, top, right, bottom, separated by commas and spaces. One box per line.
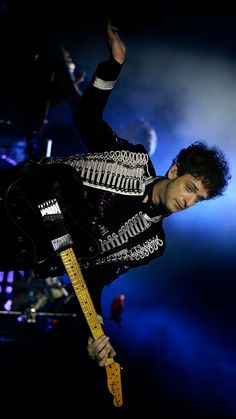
73, 56, 124, 152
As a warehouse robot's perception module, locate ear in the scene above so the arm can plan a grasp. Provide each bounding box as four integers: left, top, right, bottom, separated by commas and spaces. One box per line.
168, 163, 178, 180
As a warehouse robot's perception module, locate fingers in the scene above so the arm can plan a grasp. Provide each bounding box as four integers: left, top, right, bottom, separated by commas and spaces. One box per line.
107, 20, 119, 35
109, 346, 117, 358
87, 337, 96, 360
93, 336, 111, 367
107, 20, 121, 43
87, 335, 116, 367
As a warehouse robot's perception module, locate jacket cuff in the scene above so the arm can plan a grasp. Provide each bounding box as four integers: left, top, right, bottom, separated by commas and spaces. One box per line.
94, 56, 123, 83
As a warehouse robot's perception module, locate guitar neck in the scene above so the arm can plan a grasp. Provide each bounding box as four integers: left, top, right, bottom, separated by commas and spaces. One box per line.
60, 247, 104, 341
60, 246, 123, 407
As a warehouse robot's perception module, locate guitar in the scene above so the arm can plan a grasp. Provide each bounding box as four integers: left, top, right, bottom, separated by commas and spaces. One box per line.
39, 199, 123, 407
5, 163, 100, 278
5, 164, 123, 407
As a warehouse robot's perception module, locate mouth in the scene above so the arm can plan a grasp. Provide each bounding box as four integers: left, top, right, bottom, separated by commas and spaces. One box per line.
175, 200, 183, 210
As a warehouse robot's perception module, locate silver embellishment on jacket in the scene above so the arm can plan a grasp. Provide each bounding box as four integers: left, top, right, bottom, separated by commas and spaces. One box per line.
99, 211, 152, 253
42, 150, 151, 196
92, 235, 164, 265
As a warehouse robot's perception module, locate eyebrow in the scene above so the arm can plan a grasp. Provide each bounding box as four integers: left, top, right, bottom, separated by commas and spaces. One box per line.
190, 182, 206, 201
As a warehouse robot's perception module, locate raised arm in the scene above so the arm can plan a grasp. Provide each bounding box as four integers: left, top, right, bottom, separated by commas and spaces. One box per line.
73, 21, 126, 152
106, 20, 126, 65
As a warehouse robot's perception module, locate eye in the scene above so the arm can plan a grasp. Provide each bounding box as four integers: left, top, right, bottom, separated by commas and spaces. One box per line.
186, 184, 193, 192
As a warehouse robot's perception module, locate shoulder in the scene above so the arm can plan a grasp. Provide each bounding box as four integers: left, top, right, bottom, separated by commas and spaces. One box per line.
115, 135, 156, 174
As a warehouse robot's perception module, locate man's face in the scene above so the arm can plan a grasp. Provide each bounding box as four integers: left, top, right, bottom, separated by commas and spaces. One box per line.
157, 164, 209, 213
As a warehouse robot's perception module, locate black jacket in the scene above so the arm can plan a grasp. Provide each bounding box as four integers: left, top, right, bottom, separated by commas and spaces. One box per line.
41, 56, 167, 314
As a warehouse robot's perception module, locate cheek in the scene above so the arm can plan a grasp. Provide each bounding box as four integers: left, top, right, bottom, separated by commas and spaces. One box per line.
169, 182, 180, 197
167, 185, 177, 202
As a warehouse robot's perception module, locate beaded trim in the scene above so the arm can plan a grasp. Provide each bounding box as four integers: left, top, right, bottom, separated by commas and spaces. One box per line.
99, 211, 152, 253
42, 150, 152, 196
93, 77, 116, 90
82, 234, 164, 266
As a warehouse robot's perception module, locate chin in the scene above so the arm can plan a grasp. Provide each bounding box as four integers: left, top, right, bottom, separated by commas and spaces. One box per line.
159, 202, 172, 216
167, 203, 180, 214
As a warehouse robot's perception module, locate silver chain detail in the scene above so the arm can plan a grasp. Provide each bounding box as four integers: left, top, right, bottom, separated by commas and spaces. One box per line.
91, 235, 164, 265
99, 211, 151, 253
42, 150, 151, 196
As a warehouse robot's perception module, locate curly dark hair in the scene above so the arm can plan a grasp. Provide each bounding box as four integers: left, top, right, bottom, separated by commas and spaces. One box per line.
168, 141, 231, 199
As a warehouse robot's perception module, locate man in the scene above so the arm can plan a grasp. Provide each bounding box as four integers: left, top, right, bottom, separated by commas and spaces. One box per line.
37, 21, 231, 366
0, 21, 231, 369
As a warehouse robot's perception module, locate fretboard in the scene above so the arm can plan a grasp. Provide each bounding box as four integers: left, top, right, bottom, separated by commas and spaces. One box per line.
60, 247, 104, 340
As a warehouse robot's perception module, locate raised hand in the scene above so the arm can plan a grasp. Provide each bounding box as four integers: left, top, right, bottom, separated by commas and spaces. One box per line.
106, 20, 126, 64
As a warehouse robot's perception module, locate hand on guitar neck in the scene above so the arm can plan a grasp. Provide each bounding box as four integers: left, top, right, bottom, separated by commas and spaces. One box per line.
87, 335, 116, 367
87, 333, 123, 408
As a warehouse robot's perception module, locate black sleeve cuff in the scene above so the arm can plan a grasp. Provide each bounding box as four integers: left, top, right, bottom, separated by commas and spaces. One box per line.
95, 56, 123, 81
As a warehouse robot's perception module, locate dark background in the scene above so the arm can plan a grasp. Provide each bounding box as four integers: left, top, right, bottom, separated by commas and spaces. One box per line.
1, 1, 236, 417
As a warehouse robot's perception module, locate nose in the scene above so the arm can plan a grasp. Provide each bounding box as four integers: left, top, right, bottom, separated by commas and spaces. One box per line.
185, 195, 197, 208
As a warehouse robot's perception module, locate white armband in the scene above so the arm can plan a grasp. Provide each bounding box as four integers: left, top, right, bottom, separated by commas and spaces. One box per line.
93, 77, 116, 90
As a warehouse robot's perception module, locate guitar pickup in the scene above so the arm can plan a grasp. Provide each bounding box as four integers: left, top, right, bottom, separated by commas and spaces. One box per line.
39, 199, 64, 227
51, 234, 73, 252
38, 199, 73, 251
